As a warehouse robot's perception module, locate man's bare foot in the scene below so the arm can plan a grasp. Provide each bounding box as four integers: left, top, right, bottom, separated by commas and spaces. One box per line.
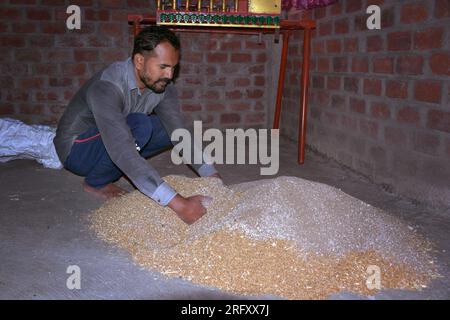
82, 181, 128, 199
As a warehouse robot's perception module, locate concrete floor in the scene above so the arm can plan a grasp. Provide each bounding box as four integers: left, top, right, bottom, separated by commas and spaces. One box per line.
1, 138, 449, 300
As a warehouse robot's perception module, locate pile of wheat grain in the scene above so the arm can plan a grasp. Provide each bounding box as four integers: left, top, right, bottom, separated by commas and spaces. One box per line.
90, 175, 439, 299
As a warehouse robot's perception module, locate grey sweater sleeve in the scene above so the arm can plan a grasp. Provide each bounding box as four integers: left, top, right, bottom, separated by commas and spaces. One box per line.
86, 80, 177, 206
153, 84, 218, 177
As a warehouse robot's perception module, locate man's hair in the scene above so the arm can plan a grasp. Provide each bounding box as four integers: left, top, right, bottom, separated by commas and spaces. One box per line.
132, 26, 180, 58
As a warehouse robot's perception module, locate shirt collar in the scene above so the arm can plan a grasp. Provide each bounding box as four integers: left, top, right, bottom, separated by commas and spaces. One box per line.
126, 57, 142, 95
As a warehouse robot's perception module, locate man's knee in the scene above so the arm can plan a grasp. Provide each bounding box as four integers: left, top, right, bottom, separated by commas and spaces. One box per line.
126, 113, 153, 148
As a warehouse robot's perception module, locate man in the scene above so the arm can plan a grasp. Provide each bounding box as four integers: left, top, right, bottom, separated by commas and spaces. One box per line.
54, 26, 219, 224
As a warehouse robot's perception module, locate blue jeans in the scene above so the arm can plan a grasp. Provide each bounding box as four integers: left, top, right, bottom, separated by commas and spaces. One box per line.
64, 113, 172, 188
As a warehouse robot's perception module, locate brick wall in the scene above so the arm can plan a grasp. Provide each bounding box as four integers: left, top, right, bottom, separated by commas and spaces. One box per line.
280, 0, 450, 208
0, 0, 273, 129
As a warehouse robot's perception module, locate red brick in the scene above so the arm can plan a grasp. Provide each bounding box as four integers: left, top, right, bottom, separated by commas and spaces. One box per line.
412, 131, 440, 155
231, 53, 252, 63
326, 39, 341, 53
41, 22, 66, 34
181, 104, 202, 112
182, 52, 203, 63
47, 50, 73, 61
99, 23, 124, 36
100, 50, 127, 62
254, 76, 265, 87
388, 31, 411, 51
350, 98, 365, 114
381, 6, 395, 28
99, 0, 122, 7
318, 58, 330, 72
207, 53, 228, 63
327, 77, 341, 90
245, 41, 266, 50
363, 79, 382, 96
20, 78, 45, 89
12, 22, 37, 33
313, 7, 326, 19
27, 9, 51, 20
414, 27, 444, 50
397, 107, 420, 124
401, 2, 428, 23
371, 102, 390, 119
0, 104, 15, 115
247, 89, 264, 99
373, 57, 394, 74
344, 77, 359, 93
74, 49, 99, 62
386, 80, 408, 99
206, 103, 226, 111
225, 90, 242, 99
209, 78, 226, 87
330, 2, 343, 15
414, 80, 441, 103
19, 104, 44, 115
245, 113, 265, 124
84, 9, 110, 21
367, 35, 383, 52
0, 35, 25, 47
427, 110, 450, 133
335, 18, 349, 34
435, 0, 450, 18
220, 113, 241, 124
351, 57, 368, 73
317, 91, 330, 107
430, 52, 450, 75
313, 40, 325, 54
61, 63, 87, 77
32, 64, 59, 76
346, 0, 362, 13
344, 38, 359, 52
15, 50, 42, 63
353, 14, 367, 32
229, 103, 250, 111
0, 8, 21, 20
221, 41, 241, 50
256, 53, 267, 63
49, 78, 72, 87
248, 65, 264, 74
319, 21, 333, 36
384, 127, 407, 146
333, 57, 348, 72
234, 78, 250, 87
201, 90, 220, 100
396, 55, 423, 75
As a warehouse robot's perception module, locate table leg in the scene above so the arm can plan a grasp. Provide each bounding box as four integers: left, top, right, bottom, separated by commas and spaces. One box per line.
298, 28, 312, 164
273, 31, 290, 130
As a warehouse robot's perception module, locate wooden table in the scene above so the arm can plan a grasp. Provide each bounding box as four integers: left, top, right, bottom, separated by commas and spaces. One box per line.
128, 15, 316, 164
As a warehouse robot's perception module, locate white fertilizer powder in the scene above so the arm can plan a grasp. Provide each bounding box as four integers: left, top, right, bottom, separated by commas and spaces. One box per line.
91, 175, 440, 299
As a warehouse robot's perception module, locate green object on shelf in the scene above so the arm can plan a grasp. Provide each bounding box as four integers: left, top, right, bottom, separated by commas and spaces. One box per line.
213, 15, 219, 23
183, 14, 189, 23
205, 14, 212, 23
237, 15, 244, 24
274, 16, 280, 25
267, 16, 273, 25
199, 14, 206, 23
258, 16, 265, 25
175, 14, 182, 22
250, 16, 256, 24
169, 14, 175, 22
229, 15, 235, 24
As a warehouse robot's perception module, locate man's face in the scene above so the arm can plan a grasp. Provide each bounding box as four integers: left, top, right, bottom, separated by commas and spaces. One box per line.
134, 41, 180, 94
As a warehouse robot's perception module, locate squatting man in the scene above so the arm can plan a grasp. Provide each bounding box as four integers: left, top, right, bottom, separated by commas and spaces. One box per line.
54, 26, 222, 225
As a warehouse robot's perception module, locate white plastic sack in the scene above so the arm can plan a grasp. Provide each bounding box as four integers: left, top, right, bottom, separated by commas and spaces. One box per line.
0, 118, 63, 169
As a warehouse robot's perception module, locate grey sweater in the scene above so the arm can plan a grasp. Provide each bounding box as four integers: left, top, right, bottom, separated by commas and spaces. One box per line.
54, 58, 217, 206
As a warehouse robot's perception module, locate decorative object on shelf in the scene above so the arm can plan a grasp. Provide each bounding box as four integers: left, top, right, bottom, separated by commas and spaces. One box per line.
157, 0, 282, 29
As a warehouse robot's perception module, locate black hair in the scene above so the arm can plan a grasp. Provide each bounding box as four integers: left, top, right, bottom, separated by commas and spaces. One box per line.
132, 25, 180, 58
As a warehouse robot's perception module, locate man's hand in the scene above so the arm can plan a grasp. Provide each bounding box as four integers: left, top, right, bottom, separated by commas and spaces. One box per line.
168, 194, 212, 225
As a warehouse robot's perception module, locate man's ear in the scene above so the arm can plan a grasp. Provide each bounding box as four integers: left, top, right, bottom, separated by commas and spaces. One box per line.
133, 53, 145, 71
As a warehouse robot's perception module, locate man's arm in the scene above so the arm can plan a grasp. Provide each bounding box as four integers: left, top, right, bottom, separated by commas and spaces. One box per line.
86, 80, 178, 205
153, 84, 220, 177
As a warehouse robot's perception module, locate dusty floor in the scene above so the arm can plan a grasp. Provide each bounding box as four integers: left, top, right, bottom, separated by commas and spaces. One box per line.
0, 138, 449, 299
